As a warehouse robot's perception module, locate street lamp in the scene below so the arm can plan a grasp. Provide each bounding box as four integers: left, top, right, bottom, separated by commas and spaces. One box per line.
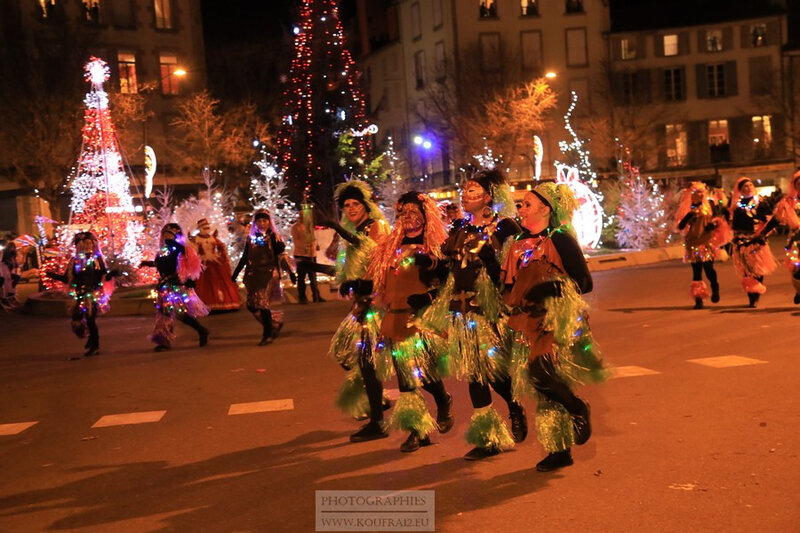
545, 71, 557, 79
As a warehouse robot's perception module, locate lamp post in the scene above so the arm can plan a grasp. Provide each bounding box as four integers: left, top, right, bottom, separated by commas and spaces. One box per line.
413, 133, 434, 188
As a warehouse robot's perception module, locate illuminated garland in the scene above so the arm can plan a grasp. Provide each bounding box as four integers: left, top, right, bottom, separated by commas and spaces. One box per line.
276, 0, 368, 197
251, 152, 297, 240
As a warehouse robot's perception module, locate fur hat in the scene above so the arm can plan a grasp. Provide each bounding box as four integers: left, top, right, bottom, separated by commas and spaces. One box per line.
532, 182, 578, 233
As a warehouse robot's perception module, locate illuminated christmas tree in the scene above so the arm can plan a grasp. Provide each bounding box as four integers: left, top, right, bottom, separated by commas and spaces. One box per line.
251, 151, 297, 240
615, 161, 669, 250
42, 57, 145, 290
276, 0, 369, 204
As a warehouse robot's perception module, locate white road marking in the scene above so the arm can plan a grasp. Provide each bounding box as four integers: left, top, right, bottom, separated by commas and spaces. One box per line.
612, 365, 661, 378
687, 355, 767, 368
228, 399, 294, 415
92, 410, 167, 428
0, 421, 38, 435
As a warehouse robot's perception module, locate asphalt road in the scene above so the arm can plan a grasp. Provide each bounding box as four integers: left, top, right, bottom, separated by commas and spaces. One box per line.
0, 256, 798, 532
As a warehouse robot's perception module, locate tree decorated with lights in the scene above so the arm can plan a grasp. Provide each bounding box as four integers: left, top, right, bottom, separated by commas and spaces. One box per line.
251, 151, 297, 240
276, 0, 369, 204
615, 160, 670, 250
42, 57, 145, 290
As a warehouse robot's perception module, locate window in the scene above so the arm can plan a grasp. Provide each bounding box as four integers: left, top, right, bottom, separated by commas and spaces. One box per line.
433, 0, 443, 28
664, 68, 684, 100
154, 0, 172, 30
479, 0, 497, 19
752, 115, 772, 152
434, 41, 446, 80
414, 51, 425, 89
118, 52, 137, 94
159, 53, 180, 95
621, 38, 636, 60
707, 63, 725, 97
411, 2, 421, 39
749, 56, 772, 95
565, 0, 584, 13
521, 31, 542, 72
708, 119, 730, 163
621, 72, 639, 104
663, 34, 678, 56
706, 29, 723, 52
750, 24, 767, 47
82, 0, 101, 23
111, 0, 134, 27
479, 33, 501, 72
565, 28, 587, 67
521, 0, 538, 16
665, 124, 687, 167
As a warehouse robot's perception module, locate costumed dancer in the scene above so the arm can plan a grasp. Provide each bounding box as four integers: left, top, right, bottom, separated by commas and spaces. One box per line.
502, 183, 608, 472
322, 181, 392, 442
366, 191, 455, 452
141, 223, 210, 351
420, 169, 527, 461
729, 177, 778, 307
765, 170, 800, 304
190, 218, 241, 311
48, 232, 113, 357
674, 182, 732, 309
232, 210, 296, 345
0, 242, 21, 308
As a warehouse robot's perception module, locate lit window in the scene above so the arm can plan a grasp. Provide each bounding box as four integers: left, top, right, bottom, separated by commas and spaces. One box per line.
159, 53, 180, 95
520, 0, 538, 16
706, 29, 723, 52
118, 52, 138, 94
621, 38, 636, 60
479, 0, 497, 19
154, 0, 172, 30
663, 34, 678, 56
411, 2, 421, 39
752, 115, 772, 151
82, 0, 101, 23
664, 68, 683, 100
665, 124, 687, 167
706, 63, 725, 97
751, 24, 767, 47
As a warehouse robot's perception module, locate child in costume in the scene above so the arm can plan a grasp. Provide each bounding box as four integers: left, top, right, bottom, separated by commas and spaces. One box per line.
141, 223, 209, 351
729, 177, 778, 307
674, 182, 732, 309
48, 231, 113, 357
366, 191, 454, 453
190, 218, 241, 311
420, 168, 527, 461
322, 181, 392, 442
232, 210, 295, 345
502, 183, 608, 472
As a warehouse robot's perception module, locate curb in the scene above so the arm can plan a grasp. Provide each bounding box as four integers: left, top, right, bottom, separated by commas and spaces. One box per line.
587, 245, 684, 272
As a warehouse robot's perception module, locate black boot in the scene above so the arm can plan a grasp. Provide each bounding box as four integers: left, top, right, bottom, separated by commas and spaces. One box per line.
536, 449, 573, 472
84, 339, 99, 357
509, 403, 528, 443
710, 284, 720, 303
747, 293, 759, 308
350, 420, 389, 442
693, 298, 704, 309
400, 431, 431, 453
259, 309, 273, 345
436, 393, 454, 434
794, 293, 800, 305
464, 445, 500, 461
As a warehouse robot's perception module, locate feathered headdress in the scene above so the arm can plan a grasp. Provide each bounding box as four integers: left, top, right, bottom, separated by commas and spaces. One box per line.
469, 169, 517, 219
674, 181, 712, 230
334, 180, 386, 232
531, 182, 579, 237
368, 191, 448, 298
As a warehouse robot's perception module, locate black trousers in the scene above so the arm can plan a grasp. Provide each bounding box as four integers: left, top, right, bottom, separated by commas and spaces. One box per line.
359, 334, 384, 424
527, 354, 585, 416
295, 256, 321, 300
179, 314, 206, 335
691, 261, 718, 288
392, 353, 448, 405
72, 304, 99, 348
468, 376, 519, 412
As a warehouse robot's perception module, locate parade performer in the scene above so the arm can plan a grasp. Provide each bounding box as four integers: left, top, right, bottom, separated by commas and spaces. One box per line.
419, 168, 527, 461
48, 231, 113, 357
674, 182, 732, 309
190, 218, 241, 311
322, 180, 392, 442
232, 210, 296, 346
141, 223, 209, 351
502, 183, 608, 472
729, 177, 778, 307
764, 170, 800, 304
366, 191, 454, 452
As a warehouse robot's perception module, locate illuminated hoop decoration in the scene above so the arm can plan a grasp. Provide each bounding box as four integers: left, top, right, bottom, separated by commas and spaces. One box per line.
348, 124, 379, 137
556, 165, 603, 249
144, 146, 157, 198
532, 135, 544, 180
